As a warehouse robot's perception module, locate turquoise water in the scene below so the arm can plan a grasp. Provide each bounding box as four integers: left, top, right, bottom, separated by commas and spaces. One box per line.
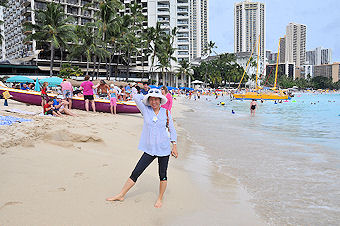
178, 93, 340, 225
221, 93, 340, 150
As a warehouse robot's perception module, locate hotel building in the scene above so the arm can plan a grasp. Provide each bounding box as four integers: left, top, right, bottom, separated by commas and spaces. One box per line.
285, 22, 306, 67
1, 0, 208, 79
234, 0, 265, 62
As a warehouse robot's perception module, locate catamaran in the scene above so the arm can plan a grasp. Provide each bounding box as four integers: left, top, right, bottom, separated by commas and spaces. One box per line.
233, 37, 291, 100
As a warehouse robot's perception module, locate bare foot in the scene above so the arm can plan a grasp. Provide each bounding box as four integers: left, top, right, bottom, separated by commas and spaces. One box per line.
106, 194, 124, 202
154, 199, 162, 208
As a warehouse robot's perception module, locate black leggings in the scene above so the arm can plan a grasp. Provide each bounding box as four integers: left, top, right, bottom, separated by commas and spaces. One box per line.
130, 152, 170, 182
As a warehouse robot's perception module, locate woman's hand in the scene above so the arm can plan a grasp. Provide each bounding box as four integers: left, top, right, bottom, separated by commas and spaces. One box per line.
171, 144, 178, 158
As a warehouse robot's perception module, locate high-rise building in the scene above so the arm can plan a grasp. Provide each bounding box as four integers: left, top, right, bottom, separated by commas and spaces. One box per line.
189, 0, 209, 60
234, 0, 265, 62
306, 47, 332, 65
285, 22, 306, 67
314, 62, 340, 82
321, 48, 332, 65
279, 36, 285, 63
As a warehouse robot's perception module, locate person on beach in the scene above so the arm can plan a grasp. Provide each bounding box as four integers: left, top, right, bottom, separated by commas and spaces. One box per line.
161, 86, 173, 112
21, 83, 30, 90
106, 88, 178, 208
80, 75, 97, 112
97, 80, 110, 98
250, 99, 258, 116
53, 95, 76, 116
61, 79, 73, 109
109, 84, 118, 115
41, 82, 49, 109
44, 99, 62, 117
140, 82, 150, 95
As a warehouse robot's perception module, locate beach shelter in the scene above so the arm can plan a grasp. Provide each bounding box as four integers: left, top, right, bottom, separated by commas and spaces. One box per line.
40, 77, 63, 87
35, 79, 41, 92
6, 76, 34, 83
167, 86, 178, 91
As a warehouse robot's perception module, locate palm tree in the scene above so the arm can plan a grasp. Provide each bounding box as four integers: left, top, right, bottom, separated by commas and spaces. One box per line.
24, 2, 76, 76
120, 2, 145, 81
93, 0, 122, 79
69, 24, 108, 78
176, 59, 190, 87
205, 41, 217, 56
0, 0, 7, 7
202, 41, 217, 86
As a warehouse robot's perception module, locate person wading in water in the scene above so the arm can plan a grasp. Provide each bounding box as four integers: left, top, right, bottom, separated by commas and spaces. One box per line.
106, 88, 178, 208
250, 99, 258, 116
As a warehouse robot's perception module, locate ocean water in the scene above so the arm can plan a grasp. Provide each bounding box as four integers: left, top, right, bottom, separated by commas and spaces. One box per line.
177, 93, 340, 225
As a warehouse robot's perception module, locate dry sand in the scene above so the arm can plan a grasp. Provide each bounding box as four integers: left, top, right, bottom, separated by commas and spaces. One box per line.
0, 98, 265, 226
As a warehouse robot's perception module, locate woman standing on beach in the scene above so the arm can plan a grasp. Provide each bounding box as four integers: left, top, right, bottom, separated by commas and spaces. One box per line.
161, 86, 173, 112
106, 89, 178, 208
80, 75, 97, 112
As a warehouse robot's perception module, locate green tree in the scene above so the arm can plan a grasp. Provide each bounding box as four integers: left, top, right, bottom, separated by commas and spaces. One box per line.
176, 60, 191, 87
24, 2, 76, 76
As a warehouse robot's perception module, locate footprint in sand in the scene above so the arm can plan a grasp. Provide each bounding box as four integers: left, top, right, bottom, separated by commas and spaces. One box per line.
0, 201, 23, 210
74, 172, 84, 177
48, 187, 66, 192
102, 164, 108, 167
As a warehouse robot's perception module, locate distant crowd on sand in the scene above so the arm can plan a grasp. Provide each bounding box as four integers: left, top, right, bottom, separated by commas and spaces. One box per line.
12, 75, 175, 117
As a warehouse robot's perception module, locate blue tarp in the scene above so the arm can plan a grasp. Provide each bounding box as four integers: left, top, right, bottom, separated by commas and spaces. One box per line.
40, 77, 63, 87
149, 85, 158, 89
179, 87, 194, 91
0, 115, 32, 126
6, 76, 34, 83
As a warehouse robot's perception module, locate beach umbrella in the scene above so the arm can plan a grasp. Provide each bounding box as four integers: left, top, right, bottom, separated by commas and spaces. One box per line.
35, 79, 41, 92
40, 77, 63, 87
6, 76, 34, 83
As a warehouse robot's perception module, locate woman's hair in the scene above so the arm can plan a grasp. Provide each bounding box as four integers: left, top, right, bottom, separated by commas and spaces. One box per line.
84, 75, 90, 81
43, 82, 48, 87
161, 86, 168, 94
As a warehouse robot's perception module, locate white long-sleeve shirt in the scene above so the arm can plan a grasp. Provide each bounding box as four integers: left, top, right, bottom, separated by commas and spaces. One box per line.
133, 94, 177, 157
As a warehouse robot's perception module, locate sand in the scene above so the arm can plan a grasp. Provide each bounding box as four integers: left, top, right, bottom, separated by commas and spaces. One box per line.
0, 98, 265, 226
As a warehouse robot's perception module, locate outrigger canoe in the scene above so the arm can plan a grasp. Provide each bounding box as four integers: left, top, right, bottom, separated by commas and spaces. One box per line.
0, 82, 140, 114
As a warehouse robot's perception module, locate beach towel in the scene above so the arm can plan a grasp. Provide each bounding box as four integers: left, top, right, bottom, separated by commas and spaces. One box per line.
0, 115, 32, 126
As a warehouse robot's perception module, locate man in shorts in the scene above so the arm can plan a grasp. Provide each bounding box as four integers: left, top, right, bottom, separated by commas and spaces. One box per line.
80, 75, 97, 112
61, 79, 73, 109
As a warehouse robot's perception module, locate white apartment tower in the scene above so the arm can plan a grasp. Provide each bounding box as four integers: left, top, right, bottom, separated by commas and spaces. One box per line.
234, 0, 265, 62
306, 47, 332, 65
285, 22, 306, 67
189, 0, 208, 60
0, 6, 5, 60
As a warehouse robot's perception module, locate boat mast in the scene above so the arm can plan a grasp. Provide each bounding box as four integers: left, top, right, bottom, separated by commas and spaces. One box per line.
237, 42, 256, 90
255, 35, 260, 90
273, 38, 281, 90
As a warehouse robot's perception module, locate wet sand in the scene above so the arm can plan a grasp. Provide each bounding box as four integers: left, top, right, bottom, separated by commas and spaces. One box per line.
0, 98, 265, 225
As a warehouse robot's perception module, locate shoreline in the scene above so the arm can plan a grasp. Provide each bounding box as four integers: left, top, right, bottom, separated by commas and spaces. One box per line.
0, 98, 265, 225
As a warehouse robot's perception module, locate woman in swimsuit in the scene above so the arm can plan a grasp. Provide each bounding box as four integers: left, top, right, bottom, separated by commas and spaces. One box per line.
250, 99, 257, 116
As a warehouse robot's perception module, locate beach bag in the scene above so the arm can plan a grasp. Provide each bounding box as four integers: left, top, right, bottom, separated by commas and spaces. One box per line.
166, 110, 170, 138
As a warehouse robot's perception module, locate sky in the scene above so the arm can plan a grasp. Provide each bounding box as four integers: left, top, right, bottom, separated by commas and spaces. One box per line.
209, 0, 340, 62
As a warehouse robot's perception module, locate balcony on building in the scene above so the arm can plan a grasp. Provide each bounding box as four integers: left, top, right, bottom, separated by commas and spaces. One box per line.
21, 7, 32, 16
20, 0, 31, 7
67, 0, 79, 6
